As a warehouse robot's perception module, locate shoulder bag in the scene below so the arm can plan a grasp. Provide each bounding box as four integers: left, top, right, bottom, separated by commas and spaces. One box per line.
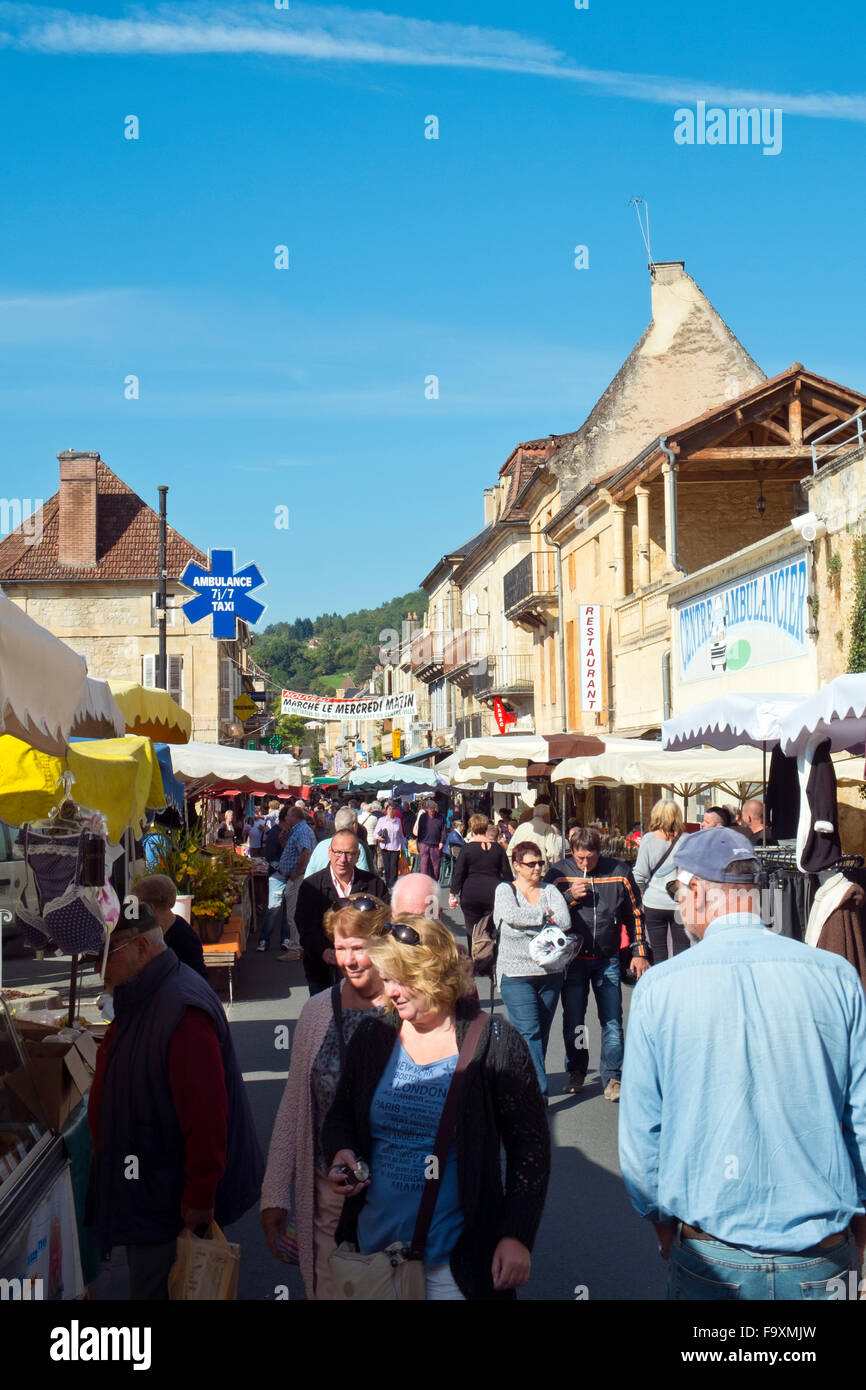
647, 833, 681, 891
328, 1010, 486, 1300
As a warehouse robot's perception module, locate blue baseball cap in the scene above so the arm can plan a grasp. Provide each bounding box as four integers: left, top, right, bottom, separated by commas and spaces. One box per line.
674, 828, 761, 885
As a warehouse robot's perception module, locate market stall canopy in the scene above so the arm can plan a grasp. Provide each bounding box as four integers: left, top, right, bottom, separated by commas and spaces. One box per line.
554, 743, 767, 792
347, 761, 441, 792
452, 735, 548, 769
150, 743, 187, 812
0, 589, 89, 755
0, 734, 166, 842
779, 676, 866, 757
69, 677, 126, 741
168, 740, 300, 790
106, 680, 192, 745
662, 692, 804, 752
452, 733, 616, 775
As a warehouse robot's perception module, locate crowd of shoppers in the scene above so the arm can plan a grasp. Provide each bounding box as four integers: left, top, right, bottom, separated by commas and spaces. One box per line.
82, 786, 866, 1306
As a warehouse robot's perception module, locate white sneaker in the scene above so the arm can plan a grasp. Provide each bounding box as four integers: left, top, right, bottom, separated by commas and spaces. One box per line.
256, 942, 267, 952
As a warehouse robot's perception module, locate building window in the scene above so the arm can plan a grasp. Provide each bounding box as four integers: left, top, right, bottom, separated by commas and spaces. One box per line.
593, 536, 601, 576
150, 593, 179, 628
142, 653, 183, 706
548, 638, 556, 705
567, 551, 576, 591
219, 656, 241, 724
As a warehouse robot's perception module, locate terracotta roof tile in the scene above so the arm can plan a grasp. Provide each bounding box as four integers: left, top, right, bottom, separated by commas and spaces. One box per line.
0, 460, 207, 583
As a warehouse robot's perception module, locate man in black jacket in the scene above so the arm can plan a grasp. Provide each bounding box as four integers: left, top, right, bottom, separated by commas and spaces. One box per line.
545, 826, 649, 1102
294, 830, 388, 993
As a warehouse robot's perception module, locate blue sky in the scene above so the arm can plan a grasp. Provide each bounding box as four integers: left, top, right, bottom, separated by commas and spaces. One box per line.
1, 0, 865, 624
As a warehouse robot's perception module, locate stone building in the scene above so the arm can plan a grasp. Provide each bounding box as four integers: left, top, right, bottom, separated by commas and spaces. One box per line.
0, 451, 251, 743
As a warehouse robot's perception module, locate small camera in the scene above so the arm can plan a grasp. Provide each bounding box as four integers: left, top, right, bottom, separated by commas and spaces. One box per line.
337, 1159, 370, 1187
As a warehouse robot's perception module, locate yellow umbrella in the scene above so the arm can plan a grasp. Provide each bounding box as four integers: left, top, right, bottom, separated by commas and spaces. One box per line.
106, 681, 192, 744
0, 734, 166, 842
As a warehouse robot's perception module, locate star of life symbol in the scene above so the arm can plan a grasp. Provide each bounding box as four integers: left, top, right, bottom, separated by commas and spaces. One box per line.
179, 548, 267, 639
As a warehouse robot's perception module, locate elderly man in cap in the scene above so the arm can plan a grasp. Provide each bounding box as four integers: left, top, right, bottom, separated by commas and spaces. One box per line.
619, 827, 866, 1300
87, 903, 263, 1299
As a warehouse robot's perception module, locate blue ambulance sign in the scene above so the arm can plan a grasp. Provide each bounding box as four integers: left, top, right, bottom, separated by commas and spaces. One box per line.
179, 548, 267, 640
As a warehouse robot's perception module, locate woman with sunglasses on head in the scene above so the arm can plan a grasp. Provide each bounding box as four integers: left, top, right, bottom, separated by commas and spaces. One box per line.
260, 894, 390, 1300
323, 915, 549, 1300
493, 840, 573, 1099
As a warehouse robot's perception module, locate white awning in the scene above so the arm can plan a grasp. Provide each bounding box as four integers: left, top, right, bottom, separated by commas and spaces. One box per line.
662, 693, 804, 751
69, 678, 127, 740
779, 676, 866, 756
168, 740, 300, 789
0, 588, 89, 755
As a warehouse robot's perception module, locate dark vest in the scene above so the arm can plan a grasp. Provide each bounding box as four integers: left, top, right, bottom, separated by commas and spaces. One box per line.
88, 951, 263, 1249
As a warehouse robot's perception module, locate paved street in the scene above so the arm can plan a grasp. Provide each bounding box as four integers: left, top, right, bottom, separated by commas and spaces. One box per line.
5, 889, 666, 1302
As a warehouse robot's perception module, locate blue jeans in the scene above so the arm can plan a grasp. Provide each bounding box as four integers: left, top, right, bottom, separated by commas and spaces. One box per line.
669, 1231, 857, 1300
499, 972, 563, 1098
258, 874, 288, 949
561, 954, 623, 1086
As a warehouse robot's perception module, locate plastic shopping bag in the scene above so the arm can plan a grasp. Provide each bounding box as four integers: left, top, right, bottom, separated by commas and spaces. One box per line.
168, 1222, 240, 1301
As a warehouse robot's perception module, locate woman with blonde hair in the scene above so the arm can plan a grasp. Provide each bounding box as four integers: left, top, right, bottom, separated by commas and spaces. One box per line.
632, 799, 690, 963
260, 893, 389, 1299
448, 814, 512, 947
323, 914, 549, 1300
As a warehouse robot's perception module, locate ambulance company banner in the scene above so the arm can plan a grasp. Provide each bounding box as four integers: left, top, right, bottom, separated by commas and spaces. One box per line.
677, 555, 808, 685
281, 690, 417, 720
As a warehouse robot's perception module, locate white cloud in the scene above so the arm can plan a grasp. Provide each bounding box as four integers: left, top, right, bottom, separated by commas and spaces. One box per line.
0, 3, 864, 123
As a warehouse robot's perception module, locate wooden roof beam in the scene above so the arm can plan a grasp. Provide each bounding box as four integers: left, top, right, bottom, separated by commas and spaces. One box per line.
685, 446, 813, 461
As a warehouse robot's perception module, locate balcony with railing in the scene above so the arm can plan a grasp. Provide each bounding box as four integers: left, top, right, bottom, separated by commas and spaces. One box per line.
472, 653, 534, 701
811, 408, 866, 471
410, 629, 445, 682
443, 628, 488, 687
454, 712, 488, 743
503, 551, 558, 628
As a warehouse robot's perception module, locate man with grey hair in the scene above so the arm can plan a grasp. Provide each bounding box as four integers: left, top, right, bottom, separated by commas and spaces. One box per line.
391, 872, 441, 920
620, 827, 866, 1300
303, 806, 371, 878
87, 904, 263, 1298
507, 801, 563, 872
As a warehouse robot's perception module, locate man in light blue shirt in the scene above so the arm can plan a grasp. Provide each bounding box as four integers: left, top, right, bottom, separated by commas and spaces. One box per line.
304, 808, 371, 878
620, 827, 866, 1300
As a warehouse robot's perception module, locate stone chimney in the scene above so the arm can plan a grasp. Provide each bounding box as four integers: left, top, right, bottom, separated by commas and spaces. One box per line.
57, 451, 100, 567
483, 487, 497, 525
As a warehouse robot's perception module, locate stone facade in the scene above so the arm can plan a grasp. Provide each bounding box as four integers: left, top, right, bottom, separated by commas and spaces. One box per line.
9, 585, 241, 744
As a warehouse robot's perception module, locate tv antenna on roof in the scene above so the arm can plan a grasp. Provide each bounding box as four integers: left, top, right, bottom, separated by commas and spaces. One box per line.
628, 198, 654, 273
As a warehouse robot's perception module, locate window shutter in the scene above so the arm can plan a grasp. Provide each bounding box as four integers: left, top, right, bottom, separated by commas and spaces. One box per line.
142, 654, 157, 688
168, 654, 183, 707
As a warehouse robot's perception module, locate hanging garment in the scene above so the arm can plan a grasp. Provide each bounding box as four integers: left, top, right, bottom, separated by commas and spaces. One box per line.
796, 736, 842, 873
805, 872, 866, 990
17, 825, 106, 955
765, 746, 800, 841
761, 865, 817, 941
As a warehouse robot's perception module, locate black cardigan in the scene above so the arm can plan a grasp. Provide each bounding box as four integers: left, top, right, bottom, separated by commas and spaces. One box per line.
321, 997, 550, 1300
451, 840, 513, 901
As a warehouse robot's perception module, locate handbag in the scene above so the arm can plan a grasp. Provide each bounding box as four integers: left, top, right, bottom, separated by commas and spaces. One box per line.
328, 1010, 486, 1300
168, 1221, 240, 1300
